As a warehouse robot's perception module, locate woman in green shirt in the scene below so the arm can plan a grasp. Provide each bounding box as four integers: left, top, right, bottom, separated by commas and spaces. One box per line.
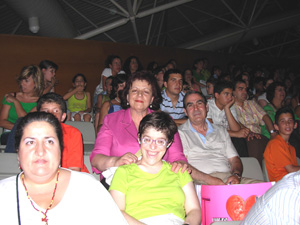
0, 65, 44, 144
110, 111, 201, 225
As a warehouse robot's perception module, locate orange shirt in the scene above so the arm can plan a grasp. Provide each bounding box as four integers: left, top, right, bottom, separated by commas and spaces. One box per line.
264, 134, 297, 182
61, 123, 89, 173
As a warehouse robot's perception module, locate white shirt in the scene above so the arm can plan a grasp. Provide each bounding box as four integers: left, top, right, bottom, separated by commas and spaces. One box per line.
207, 98, 238, 130
179, 120, 238, 174
94, 68, 125, 95
0, 169, 128, 225
241, 171, 300, 225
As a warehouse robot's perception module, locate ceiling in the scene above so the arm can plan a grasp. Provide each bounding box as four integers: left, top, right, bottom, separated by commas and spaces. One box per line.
1, 0, 300, 61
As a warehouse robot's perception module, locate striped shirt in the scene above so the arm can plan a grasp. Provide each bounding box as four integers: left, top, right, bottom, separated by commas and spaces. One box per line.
233, 100, 266, 133
241, 171, 300, 225
160, 90, 186, 119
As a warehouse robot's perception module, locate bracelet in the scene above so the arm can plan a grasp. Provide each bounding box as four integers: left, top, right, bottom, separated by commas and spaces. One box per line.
233, 173, 241, 180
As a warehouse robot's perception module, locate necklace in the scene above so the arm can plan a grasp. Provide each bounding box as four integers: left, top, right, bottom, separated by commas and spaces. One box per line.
114, 97, 121, 103
21, 169, 60, 225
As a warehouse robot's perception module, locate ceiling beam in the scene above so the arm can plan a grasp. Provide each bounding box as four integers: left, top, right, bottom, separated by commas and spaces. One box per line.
109, 0, 129, 17
76, 0, 194, 39
221, 0, 246, 27
127, 0, 140, 44
246, 38, 300, 55
146, 0, 157, 45
175, 7, 203, 35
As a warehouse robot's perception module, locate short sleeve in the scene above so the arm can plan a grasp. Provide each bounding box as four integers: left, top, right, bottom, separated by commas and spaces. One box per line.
109, 166, 128, 194
179, 169, 192, 188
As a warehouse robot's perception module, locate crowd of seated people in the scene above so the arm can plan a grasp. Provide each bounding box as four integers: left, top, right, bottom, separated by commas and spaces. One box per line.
1, 55, 300, 224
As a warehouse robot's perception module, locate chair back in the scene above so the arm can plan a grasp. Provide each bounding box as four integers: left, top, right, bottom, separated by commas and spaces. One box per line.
65, 121, 95, 152
262, 159, 270, 182
240, 157, 264, 181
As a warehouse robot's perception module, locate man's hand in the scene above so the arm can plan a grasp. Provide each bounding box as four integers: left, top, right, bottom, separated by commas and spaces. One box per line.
170, 161, 191, 174
226, 175, 240, 185
247, 132, 261, 141
235, 128, 250, 138
206, 176, 226, 185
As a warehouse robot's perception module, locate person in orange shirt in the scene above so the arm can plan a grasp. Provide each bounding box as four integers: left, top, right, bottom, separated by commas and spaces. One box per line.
37, 92, 89, 173
264, 106, 299, 182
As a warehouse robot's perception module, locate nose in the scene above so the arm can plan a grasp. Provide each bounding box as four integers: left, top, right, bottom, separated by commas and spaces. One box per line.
35, 142, 46, 156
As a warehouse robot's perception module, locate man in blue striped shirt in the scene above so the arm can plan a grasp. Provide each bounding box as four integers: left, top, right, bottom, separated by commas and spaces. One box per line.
241, 171, 300, 225
160, 69, 187, 125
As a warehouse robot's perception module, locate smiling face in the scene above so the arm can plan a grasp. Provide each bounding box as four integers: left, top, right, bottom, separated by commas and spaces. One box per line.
127, 79, 154, 112
275, 113, 297, 139
184, 93, 208, 125
18, 121, 61, 182
139, 127, 168, 167
73, 75, 86, 88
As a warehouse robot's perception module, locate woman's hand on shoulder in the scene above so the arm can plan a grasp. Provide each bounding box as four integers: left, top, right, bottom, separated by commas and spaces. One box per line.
4, 93, 17, 103
114, 152, 138, 167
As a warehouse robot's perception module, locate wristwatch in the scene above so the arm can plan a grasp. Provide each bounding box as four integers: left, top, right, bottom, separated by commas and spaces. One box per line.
270, 129, 277, 134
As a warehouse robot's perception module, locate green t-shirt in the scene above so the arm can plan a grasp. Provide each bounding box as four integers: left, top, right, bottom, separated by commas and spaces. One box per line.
109, 161, 192, 220
2, 97, 37, 124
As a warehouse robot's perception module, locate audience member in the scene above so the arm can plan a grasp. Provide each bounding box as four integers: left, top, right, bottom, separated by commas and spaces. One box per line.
94, 55, 125, 102
153, 66, 165, 90
123, 56, 143, 75
39, 59, 58, 94
160, 69, 186, 124
205, 77, 217, 99
93, 76, 113, 129
90, 71, 187, 187
241, 171, 300, 225
95, 74, 127, 132
0, 112, 128, 224
146, 61, 158, 72
257, 77, 273, 107
264, 107, 299, 182
110, 112, 201, 225
183, 68, 201, 92
233, 79, 275, 165
211, 65, 222, 79
263, 82, 300, 155
0, 65, 43, 145
37, 93, 89, 172
63, 73, 92, 122
207, 81, 249, 157
179, 91, 260, 185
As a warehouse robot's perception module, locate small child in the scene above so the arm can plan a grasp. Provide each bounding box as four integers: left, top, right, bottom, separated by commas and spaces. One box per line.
264, 106, 299, 182
39, 60, 58, 94
63, 73, 92, 122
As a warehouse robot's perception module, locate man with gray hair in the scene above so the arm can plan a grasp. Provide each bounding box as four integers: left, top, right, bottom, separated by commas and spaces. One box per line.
178, 91, 259, 184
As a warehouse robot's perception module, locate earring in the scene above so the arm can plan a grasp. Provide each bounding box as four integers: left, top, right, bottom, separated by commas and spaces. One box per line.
149, 104, 152, 109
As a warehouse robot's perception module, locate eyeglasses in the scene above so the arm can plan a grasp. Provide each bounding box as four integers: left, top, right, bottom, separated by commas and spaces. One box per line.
141, 137, 168, 147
